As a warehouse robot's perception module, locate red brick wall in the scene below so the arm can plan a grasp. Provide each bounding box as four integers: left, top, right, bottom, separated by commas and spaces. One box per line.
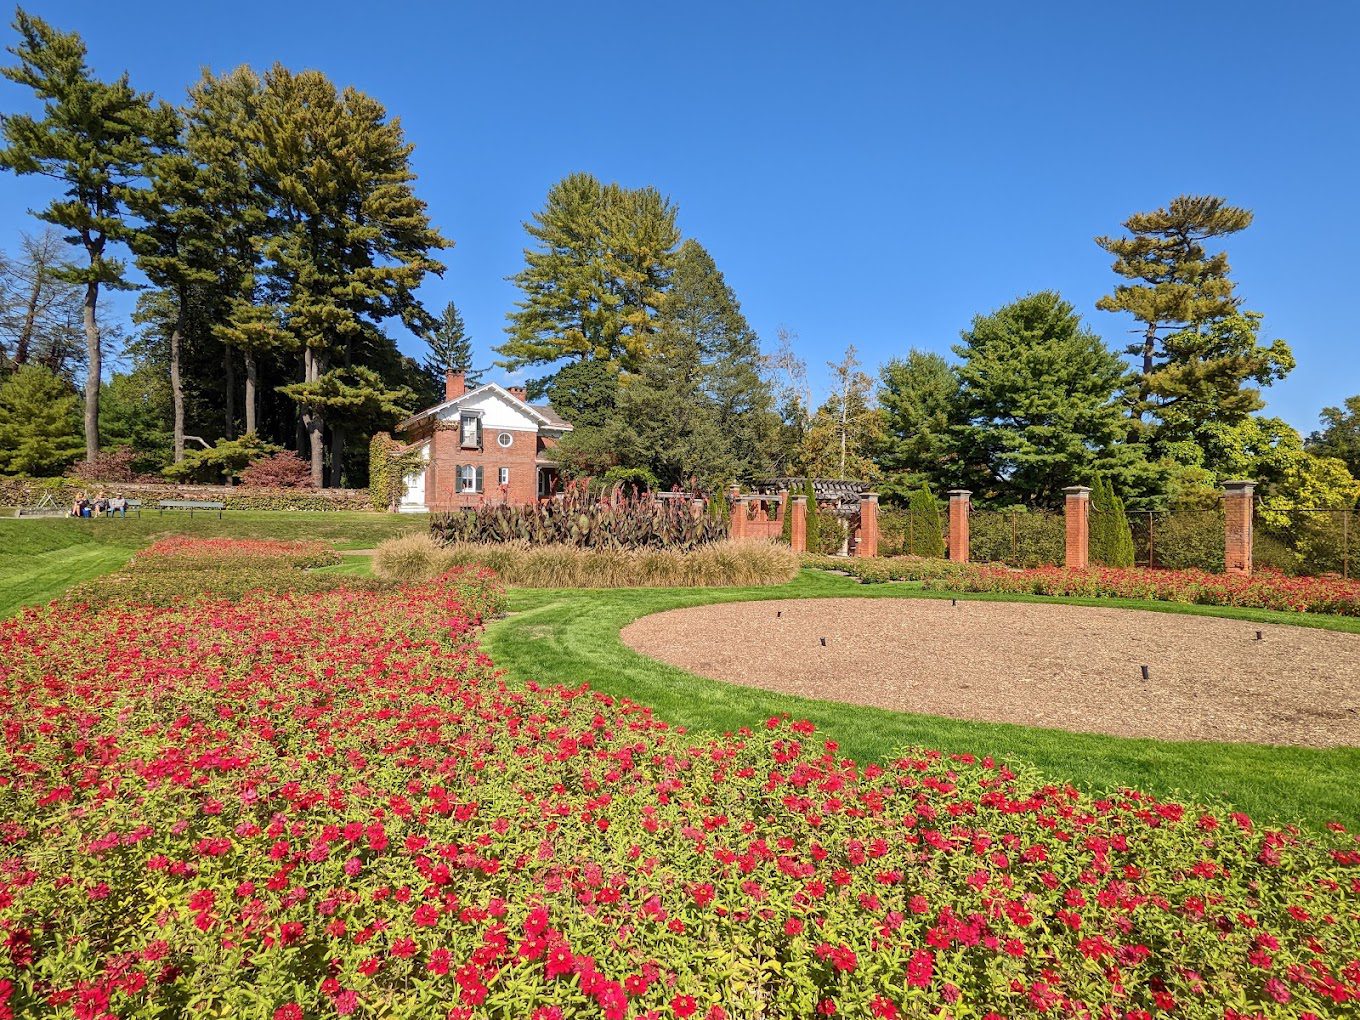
426, 425, 541, 508
1223, 481, 1255, 575
948, 490, 971, 562
1063, 486, 1090, 569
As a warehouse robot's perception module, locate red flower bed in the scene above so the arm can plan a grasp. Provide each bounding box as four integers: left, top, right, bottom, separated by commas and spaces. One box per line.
925, 565, 1360, 616
131, 537, 341, 571
2, 571, 1359, 1018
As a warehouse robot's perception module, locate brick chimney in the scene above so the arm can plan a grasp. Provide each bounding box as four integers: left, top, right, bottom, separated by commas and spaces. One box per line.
507, 385, 527, 402
445, 370, 465, 401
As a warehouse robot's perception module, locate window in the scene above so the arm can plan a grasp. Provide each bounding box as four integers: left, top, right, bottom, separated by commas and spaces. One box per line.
498, 467, 509, 487
458, 464, 482, 494
497, 431, 513, 448
460, 413, 482, 450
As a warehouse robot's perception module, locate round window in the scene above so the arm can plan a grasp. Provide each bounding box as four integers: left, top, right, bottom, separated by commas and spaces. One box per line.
497, 432, 513, 448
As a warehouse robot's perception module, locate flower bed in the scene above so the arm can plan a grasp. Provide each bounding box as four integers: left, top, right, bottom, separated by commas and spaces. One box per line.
3, 576, 1358, 1018
924, 565, 1360, 617
132, 536, 341, 571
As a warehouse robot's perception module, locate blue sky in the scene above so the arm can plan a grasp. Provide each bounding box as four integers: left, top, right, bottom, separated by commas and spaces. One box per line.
2, 1, 1356, 431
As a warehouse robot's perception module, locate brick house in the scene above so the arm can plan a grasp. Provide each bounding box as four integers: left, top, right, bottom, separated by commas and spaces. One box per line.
393, 371, 573, 511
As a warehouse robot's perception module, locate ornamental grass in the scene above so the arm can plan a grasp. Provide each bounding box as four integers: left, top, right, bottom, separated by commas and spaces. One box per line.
376, 533, 800, 589
0, 568, 1357, 1018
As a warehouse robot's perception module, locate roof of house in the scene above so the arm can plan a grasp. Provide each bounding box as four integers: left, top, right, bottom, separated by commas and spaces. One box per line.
396, 382, 573, 434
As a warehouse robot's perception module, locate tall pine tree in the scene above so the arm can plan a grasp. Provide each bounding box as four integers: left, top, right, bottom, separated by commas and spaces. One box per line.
499, 173, 678, 373
0, 9, 173, 460
423, 300, 476, 388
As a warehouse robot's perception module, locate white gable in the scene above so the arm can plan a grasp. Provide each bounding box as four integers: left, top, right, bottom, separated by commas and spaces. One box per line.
434, 388, 540, 432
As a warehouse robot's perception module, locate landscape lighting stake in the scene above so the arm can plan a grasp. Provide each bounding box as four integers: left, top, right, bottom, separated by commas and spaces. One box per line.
777, 610, 782, 617
1140, 665, 1150, 681
952, 598, 957, 607
1255, 630, 1263, 641
820, 637, 827, 647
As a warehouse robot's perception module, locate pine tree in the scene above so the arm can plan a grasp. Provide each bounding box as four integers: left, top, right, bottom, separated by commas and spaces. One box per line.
246, 65, 449, 484
1095, 196, 1290, 460
423, 300, 476, 386
658, 240, 776, 480
907, 484, 946, 557
0, 9, 174, 460
0, 362, 83, 474
499, 172, 679, 373
278, 365, 416, 487
954, 292, 1150, 506
1088, 473, 1135, 567
879, 349, 963, 496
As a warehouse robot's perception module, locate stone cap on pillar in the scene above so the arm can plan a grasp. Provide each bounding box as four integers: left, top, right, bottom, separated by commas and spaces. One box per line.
1062, 485, 1092, 499
860, 491, 879, 503
947, 489, 972, 500
792, 495, 807, 504
1222, 480, 1256, 495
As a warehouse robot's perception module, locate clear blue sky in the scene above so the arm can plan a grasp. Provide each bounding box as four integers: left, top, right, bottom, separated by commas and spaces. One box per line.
2, 1, 1356, 431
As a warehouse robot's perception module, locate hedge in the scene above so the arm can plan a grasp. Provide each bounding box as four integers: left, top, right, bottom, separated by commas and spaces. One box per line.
0, 476, 374, 513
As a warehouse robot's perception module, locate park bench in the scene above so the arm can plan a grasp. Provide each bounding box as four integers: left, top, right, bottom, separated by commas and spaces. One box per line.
105, 499, 142, 519
157, 499, 226, 519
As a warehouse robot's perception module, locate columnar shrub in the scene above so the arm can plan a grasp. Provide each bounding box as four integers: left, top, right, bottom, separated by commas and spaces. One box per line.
1089, 475, 1135, 567
803, 478, 822, 554
905, 485, 946, 557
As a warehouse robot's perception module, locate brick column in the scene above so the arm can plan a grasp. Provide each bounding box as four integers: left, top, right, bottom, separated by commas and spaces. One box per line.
947, 490, 971, 562
1223, 480, 1255, 575
728, 487, 744, 540
1063, 485, 1091, 569
855, 492, 880, 558
790, 496, 807, 553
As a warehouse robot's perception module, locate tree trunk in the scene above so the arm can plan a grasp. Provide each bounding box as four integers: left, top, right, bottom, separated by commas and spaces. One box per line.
302, 347, 326, 486
223, 344, 236, 440
244, 349, 259, 435
16, 270, 41, 366
329, 424, 344, 488
82, 280, 101, 462
170, 302, 185, 463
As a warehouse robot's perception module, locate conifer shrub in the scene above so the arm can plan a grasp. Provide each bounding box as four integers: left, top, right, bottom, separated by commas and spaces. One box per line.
1089, 474, 1135, 567
802, 479, 822, 554
905, 484, 946, 557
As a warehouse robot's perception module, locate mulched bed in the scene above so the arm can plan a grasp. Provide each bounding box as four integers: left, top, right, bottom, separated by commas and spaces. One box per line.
620, 597, 1360, 748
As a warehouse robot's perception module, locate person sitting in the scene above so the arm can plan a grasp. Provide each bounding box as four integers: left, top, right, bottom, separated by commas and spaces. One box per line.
81, 498, 92, 518
94, 496, 109, 517
109, 494, 127, 518
70, 498, 82, 518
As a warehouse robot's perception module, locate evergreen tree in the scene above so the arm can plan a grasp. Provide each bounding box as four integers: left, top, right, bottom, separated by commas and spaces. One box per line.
954, 292, 1149, 506
0, 362, 83, 474
658, 240, 776, 480
540, 358, 619, 429
802, 478, 822, 554
100, 364, 173, 470
499, 172, 679, 373
278, 364, 416, 487
246, 65, 450, 484
906, 484, 946, 557
423, 300, 477, 387
1095, 196, 1290, 461
878, 349, 963, 497
0, 9, 174, 460
1088, 474, 1135, 567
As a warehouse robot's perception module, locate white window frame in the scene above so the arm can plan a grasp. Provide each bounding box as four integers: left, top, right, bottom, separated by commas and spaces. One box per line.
497, 431, 513, 448
498, 467, 510, 486
459, 464, 479, 493
460, 413, 482, 450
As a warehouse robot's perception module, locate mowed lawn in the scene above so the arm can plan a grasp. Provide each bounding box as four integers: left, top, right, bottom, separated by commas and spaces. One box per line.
0, 511, 426, 617
485, 570, 1360, 830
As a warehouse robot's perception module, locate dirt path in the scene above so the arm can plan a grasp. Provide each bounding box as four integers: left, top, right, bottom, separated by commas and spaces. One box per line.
620, 598, 1360, 748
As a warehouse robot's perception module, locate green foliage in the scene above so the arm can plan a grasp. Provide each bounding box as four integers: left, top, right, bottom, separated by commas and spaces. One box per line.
1089, 474, 1135, 567
799, 345, 885, 481
538, 358, 618, 428
802, 479, 822, 554
99, 366, 173, 471
1308, 395, 1360, 479
905, 485, 946, 557
423, 300, 476, 388
499, 172, 679, 372
429, 484, 727, 551
0, 363, 83, 475
969, 508, 1066, 567
878, 350, 963, 496
601, 465, 659, 491
803, 553, 977, 584
367, 433, 423, 512
954, 291, 1148, 505
162, 432, 281, 483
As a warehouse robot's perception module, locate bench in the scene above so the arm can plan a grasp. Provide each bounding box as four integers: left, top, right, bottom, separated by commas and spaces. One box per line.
157, 499, 226, 519
104, 499, 142, 519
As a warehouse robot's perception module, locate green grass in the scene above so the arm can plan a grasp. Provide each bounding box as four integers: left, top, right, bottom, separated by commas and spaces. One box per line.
0, 512, 420, 617
484, 569, 1360, 829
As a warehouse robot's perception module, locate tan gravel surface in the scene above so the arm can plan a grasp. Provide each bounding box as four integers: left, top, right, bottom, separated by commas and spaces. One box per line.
620, 598, 1360, 748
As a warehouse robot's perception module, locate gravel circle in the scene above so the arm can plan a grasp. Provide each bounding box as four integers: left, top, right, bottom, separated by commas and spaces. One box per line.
620, 598, 1360, 748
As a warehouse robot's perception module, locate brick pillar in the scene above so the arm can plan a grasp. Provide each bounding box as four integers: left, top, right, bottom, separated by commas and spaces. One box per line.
1223, 480, 1255, 575
728, 487, 744, 540
947, 489, 971, 563
1063, 485, 1091, 569
855, 492, 879, 557
790, 496, 807, 553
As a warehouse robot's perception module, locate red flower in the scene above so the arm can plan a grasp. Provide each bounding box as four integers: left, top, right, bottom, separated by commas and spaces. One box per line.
670, 995, 697, 1018
906, 949, 934, 988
